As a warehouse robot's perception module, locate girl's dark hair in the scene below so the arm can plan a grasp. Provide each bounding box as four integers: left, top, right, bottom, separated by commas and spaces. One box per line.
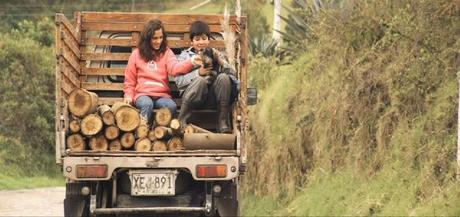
189, 20, 213, 40
138, 19, 167, 61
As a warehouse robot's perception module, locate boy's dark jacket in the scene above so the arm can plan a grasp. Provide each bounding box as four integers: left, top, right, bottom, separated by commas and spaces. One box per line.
175, 47, 239, 92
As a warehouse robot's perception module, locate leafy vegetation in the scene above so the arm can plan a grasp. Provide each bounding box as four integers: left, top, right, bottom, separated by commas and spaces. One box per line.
243, 0, 460, 215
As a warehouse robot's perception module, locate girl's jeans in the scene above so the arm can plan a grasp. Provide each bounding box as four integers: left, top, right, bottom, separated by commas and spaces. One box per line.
135, 96, 177, 124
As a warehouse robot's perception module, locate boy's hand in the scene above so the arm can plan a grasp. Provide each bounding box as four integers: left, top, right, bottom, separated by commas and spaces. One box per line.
191, 55, 203, 66
199, 65, 212, 76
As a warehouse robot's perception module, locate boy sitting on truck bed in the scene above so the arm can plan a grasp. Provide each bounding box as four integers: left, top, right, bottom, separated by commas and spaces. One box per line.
175, 20, 238, 133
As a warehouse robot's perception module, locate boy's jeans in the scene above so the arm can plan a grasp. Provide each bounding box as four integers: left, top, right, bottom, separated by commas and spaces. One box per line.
135, 96, 177, 124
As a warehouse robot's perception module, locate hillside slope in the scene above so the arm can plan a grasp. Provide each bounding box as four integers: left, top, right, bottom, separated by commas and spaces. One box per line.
242, 1, 460, 215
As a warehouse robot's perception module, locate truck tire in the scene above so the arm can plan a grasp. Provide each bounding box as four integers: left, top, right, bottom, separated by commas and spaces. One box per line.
64, 182, 89, 217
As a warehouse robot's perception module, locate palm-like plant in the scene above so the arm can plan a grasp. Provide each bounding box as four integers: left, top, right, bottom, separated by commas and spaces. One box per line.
277, 0, 329, 56
249, 36, 279, 57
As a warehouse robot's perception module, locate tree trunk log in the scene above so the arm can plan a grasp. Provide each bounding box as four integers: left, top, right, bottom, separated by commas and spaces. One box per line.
112, 102, 140, 132
152, 140, 167, 151
67, 134, 86, 151
89, 134, 108, 151
69, 119, 81, 133
148, 129, 157, 141
154, 126, 173, 139
109, 139, 122, 151
183, 133, 235, 150
136, 124, 149, 139
120, 132, 135, 149
80, 114, 103, 136
170, 119, 181, 132
184, 124, 212, 134
68, 88, 98, 117
135, 137, 152, 152
168, 136, 184, 151
104, 125, 120, 140
155, 107, 172, 126
98, 105, 115, 125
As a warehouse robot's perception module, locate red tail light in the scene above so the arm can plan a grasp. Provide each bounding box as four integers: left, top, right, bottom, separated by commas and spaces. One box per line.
76, 165, 108, 178
196, 164, 227, 178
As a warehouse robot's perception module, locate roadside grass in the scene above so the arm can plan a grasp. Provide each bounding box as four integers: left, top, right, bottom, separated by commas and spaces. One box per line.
243, 167, 460, 216
0, 135, 63, 190
241, 194, 280, 217
0, 174, 64, 190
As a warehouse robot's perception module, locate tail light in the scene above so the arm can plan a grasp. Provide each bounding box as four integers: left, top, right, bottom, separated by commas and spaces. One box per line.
76, 165, 108, 178
196, 164, 227, 178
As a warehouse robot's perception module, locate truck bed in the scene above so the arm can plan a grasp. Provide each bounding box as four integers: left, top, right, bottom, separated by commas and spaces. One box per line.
55, 12, 249, 163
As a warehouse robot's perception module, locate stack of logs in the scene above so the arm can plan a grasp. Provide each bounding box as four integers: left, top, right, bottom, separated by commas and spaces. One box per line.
66, 88, 236, 152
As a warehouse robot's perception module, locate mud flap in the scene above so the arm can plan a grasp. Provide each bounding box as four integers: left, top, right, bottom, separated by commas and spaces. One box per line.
215, 181, 239, 217
64, 182, 89, 217
216, 198, 238, 217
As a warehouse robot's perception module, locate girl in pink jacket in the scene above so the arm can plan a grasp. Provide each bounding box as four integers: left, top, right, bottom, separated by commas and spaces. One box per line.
123, 19, 197, 126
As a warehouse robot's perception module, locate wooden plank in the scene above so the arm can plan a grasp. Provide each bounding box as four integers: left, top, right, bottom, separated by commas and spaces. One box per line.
169, 40, 226, 48
98, 97, 182, 106
81, 82, 181, 93
60, 49, 80, 74
132, 32, 139, 48
82, 82, 124, 91
83, 67, 125, 76
98, 97, 123, 105
61, 30, 80, 58
81, 22, 228, 33
55, 13, 79, 43
61, 77, 74, 95
60, 61, 79, 87
81, 12, 239, 25
82, 53, 131, 61
83, 38, 134, 46
82, 37, 226, 48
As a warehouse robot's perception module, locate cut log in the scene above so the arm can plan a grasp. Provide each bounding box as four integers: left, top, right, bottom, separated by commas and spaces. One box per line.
104, 125, 120, 140
167, 136, 184, 151
80, 114, 103, 136
184, 124, 212, 134
136, 124, 149, 139
135, 137, 152, 152
89, 134, 108, 151
69, 119, 81, 133
183, 133, 236, 150
148, 129, 157, 141
98, 105, 115, 125
155, 107, 172, 126
170, 119, 181, 133
112, 102, 140, 132
120, 132, 135, 149
109, 139, 122, 151
68, 88, 98, 117
66, 134, 86, 151
152, 140, 167, 151
154, 126, 173, 139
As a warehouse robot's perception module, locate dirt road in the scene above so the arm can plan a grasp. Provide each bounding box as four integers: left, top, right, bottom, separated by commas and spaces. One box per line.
0, 187, 64, 216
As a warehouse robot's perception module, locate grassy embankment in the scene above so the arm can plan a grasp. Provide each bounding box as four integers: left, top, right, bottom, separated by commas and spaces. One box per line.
242, 1, 460, 215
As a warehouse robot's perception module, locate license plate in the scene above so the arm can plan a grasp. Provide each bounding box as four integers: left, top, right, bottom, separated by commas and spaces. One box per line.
130, 170, 178, 196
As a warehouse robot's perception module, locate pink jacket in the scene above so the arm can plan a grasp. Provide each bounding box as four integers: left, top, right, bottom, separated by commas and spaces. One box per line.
123, 48, 193, 101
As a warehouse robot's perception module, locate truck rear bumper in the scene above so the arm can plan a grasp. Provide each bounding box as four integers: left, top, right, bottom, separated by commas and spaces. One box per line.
63, 156, 239, 181
92, 207, 205, 215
